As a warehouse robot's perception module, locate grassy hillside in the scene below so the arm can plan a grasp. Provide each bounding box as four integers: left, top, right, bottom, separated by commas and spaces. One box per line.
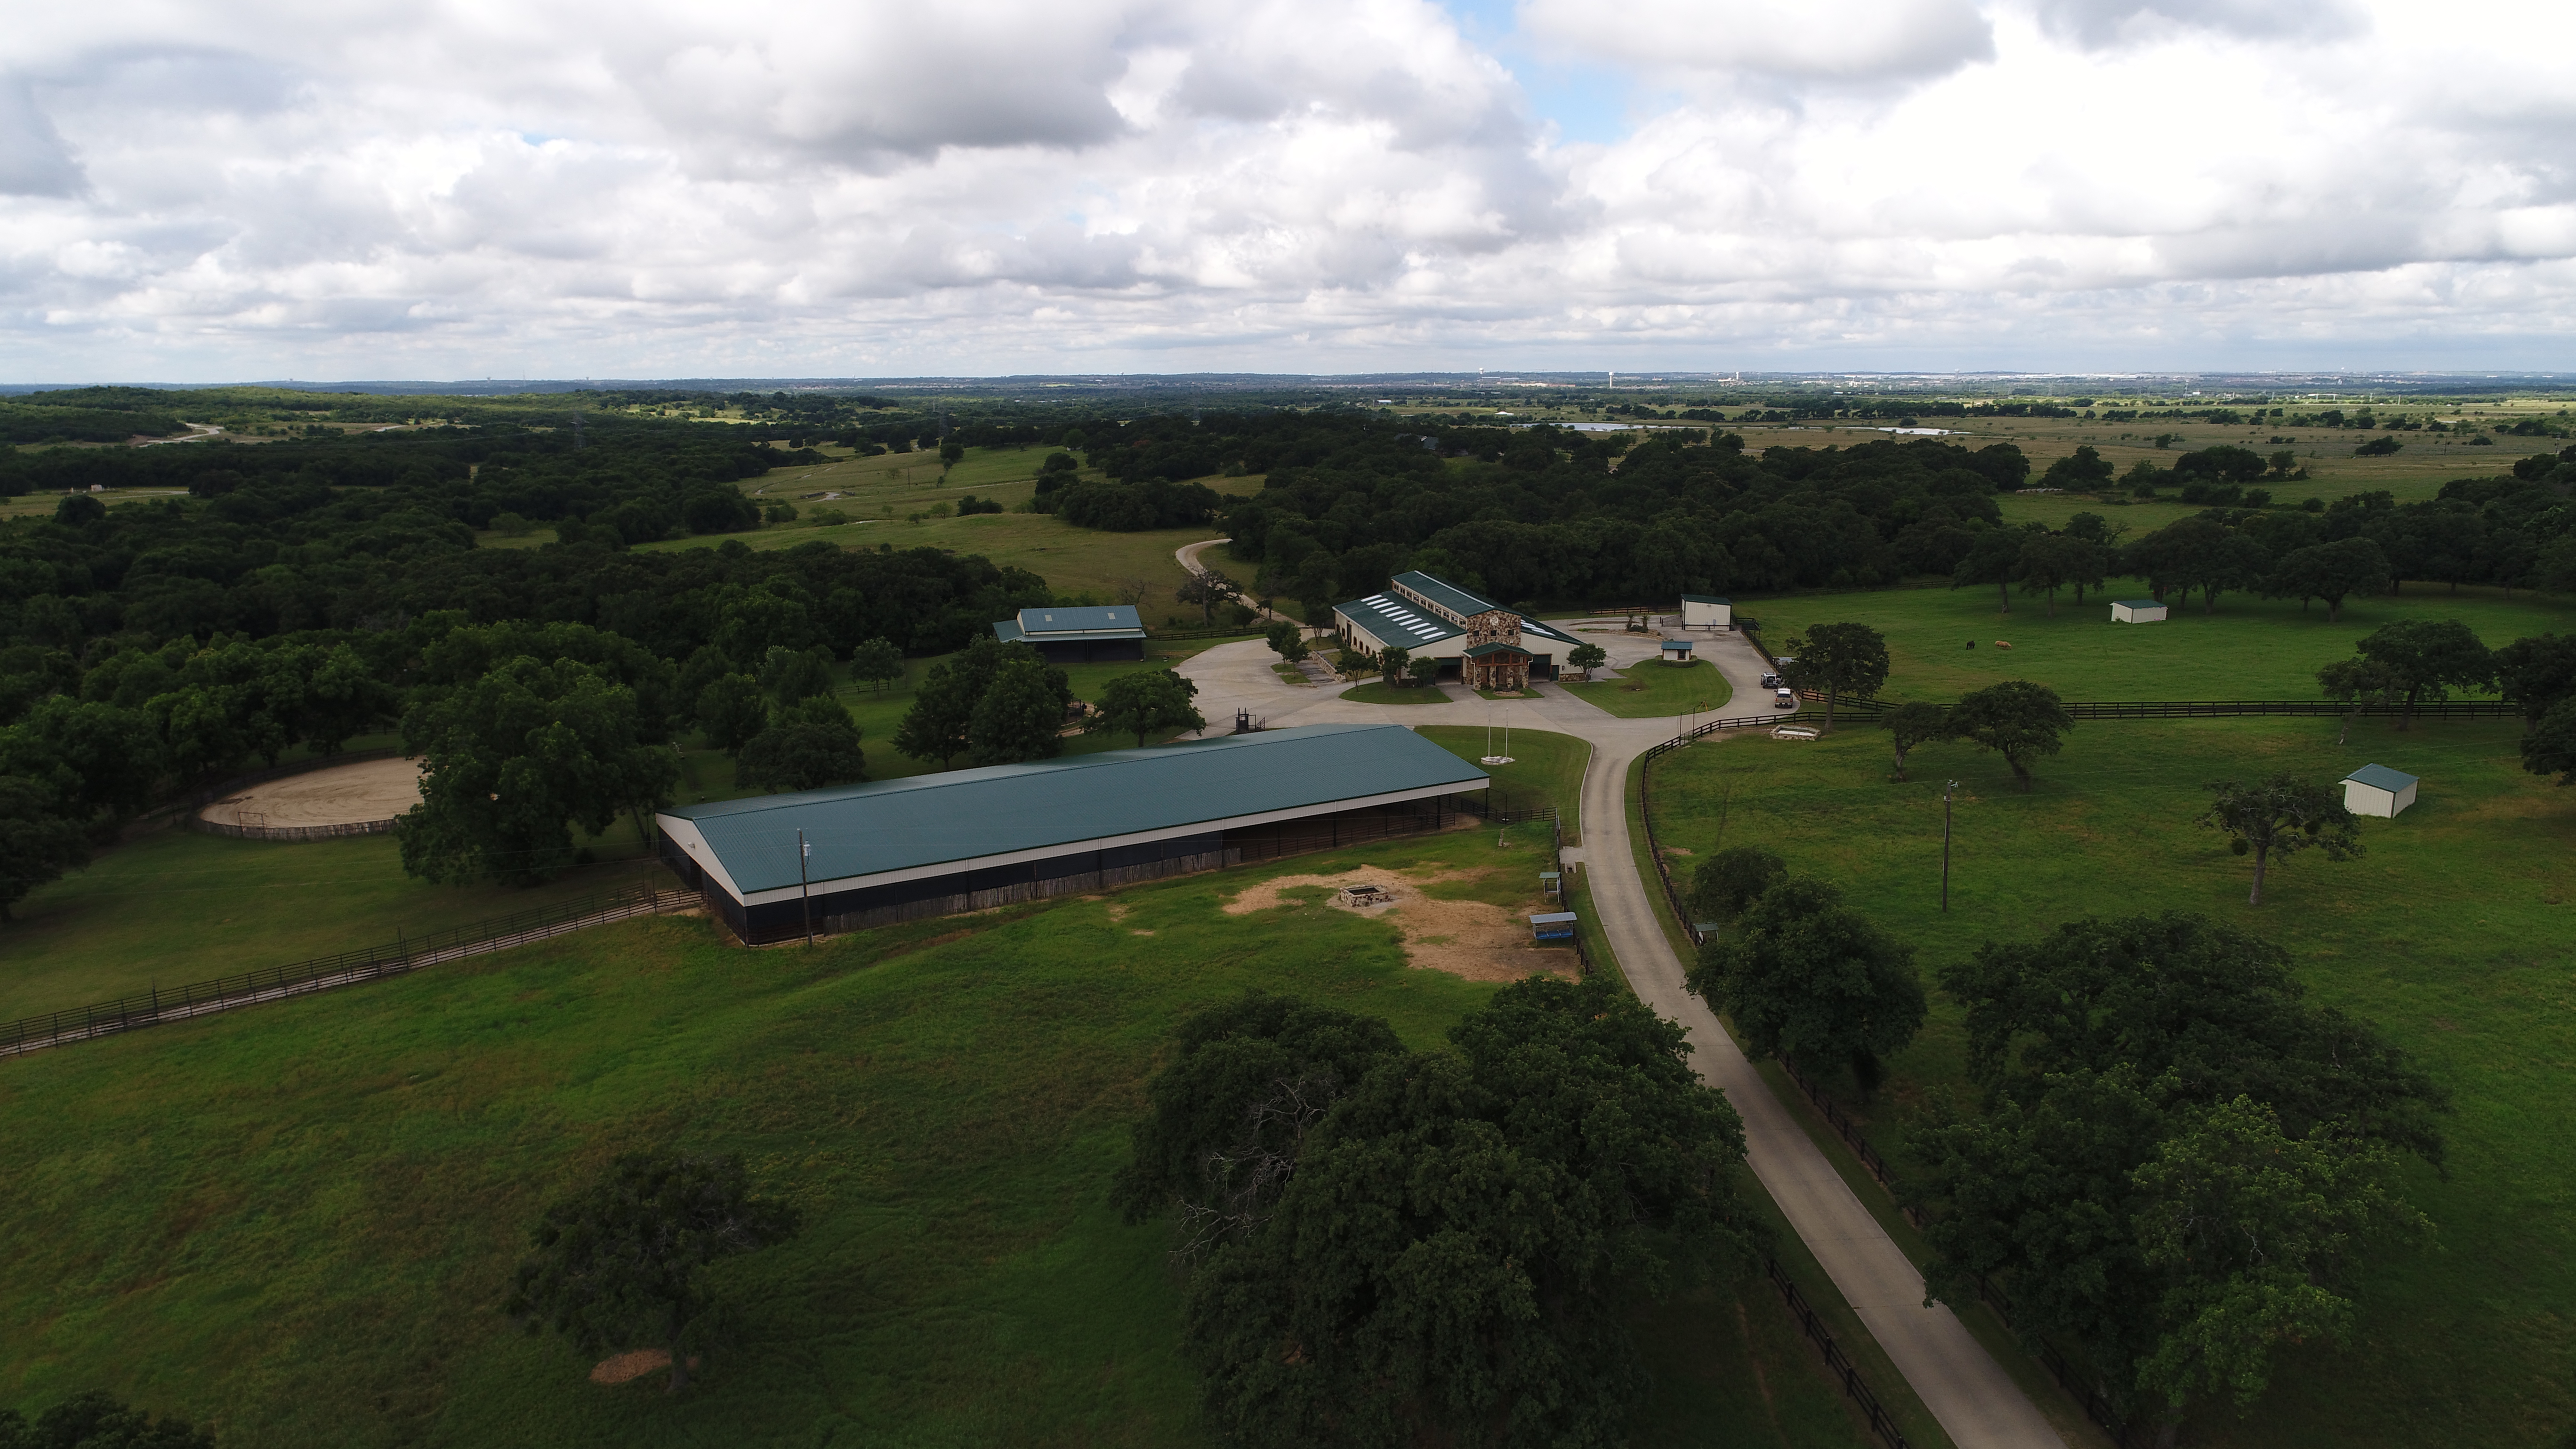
1644, 711, 2576, 1448
1745, 583, 2574, 701
0, 827, 1868, 1449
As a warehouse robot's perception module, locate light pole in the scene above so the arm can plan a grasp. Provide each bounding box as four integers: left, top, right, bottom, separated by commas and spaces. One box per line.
798, 829, 814, 945
1941, 781, 1956, 913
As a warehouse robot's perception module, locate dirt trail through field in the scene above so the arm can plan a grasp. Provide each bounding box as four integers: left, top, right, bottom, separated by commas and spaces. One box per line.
199, 756, 423, 829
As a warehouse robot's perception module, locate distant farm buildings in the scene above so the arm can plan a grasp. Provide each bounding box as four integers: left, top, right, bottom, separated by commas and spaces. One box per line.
656, 724, 1490, 943
991, 605, 1146, 662
2343, 764, 2419, 819
1331, 571, 1579, 690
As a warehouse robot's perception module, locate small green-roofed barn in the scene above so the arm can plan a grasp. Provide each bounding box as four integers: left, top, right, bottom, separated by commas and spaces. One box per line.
657, 724, 1490, 942
991, 604, 1147, 662
2343, 763, 2419, 818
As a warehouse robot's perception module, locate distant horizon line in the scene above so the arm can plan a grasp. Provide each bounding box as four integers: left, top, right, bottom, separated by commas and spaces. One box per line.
6, 368, 2575, 395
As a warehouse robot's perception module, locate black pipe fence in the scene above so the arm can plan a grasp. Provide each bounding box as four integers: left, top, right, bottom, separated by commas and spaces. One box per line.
1767, 1257, 1912, 1449
2, 877, 693, 1059
1817, 693, 2519, 721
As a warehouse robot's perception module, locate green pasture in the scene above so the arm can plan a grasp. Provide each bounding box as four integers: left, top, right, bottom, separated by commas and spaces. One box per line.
0, 826, 1868, 1449
1416, 726, 1593, 841
627, 442, 1258, 612
0, 830, 658, 1025
1645, 713, 2576, 1448
1562, 657, 1734, 718
1746, 584, 2574, 702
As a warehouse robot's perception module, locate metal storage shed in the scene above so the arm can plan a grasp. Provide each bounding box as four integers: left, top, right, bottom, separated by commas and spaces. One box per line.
2111, 599, 2168, 623
2343, 764, 2418, 819
1681, 595, 1732, 628
992, 605, 1147, 662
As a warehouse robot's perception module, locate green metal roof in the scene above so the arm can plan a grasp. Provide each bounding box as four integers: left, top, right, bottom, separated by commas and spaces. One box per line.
1014, 605, 1146, 640
2345, 764, 2418, 792
1392, 570, 1504, 620
1464, 641, 1529, 658
1682, 594, 1731, 604
663, 723, 1489, 895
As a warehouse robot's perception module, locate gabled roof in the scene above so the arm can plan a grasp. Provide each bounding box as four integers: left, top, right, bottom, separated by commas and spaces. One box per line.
1659, 639, 1695, 651
1392, 570, 1504, 620
1464, 641, 1529, 658
2344, 764, 2419, 792
660, 723, 1489, 896
1015, 605, 1146, 640
2112, 598, 2164, 608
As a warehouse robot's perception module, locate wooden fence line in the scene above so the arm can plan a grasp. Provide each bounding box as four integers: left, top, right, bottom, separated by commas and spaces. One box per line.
190, 816, 397, 843
1, 879, 692, 1060
1766, 1258, 1912, 1449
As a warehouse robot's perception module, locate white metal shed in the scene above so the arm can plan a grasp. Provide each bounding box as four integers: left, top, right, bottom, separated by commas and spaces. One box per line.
2343, 764, 2418, 819
1681, 594, 1732, 628
2111, 599, 2168, 623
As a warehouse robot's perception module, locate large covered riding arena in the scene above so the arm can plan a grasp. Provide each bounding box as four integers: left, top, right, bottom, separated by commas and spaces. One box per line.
655, 724, 1491, 945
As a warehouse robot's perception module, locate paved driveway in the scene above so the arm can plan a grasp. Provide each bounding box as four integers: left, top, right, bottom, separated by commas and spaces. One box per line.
1174, 626, 2068, 1449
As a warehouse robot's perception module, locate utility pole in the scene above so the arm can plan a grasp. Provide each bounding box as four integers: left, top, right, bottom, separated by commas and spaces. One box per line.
799, 829, 814, 945
1941, 781, 1956, 912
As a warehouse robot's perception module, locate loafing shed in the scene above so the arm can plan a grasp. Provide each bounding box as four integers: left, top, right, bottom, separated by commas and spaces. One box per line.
657, 724, 1491, 944
2111, 599, 2168, 623
2343, 764, 2418, 819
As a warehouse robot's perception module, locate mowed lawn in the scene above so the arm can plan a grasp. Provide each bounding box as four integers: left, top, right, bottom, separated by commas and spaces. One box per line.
1746, 583, 2576, 701
1416, 726, 1593, 840
1562, 657, 1735, 718
0, 826, 1868, 1449
1647, 713, 2576, 1448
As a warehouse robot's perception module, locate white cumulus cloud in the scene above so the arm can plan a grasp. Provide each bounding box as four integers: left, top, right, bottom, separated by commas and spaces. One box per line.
0, 0, 2568, 378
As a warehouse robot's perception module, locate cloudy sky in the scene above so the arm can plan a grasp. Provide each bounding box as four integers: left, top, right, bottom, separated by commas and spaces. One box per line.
3, 0, 2572, 381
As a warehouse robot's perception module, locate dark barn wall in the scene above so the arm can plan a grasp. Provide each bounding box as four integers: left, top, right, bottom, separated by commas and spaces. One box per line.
1030, 638, 1145, 664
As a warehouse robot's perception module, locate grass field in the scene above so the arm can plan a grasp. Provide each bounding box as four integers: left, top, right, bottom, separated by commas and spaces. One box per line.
1562, 657, 1735, 718
626, 443, 1259, 614
1745, 584, 2576, 702
1643, 710, 2576, 1448
1416, 726, 1593, 840
0, 831, 659, 1025
0, 826, 1870, 1449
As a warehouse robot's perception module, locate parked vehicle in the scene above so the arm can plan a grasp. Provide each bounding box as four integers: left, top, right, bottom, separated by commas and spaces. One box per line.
1759, 671, 1780, 688
1773, 687, 1797, 709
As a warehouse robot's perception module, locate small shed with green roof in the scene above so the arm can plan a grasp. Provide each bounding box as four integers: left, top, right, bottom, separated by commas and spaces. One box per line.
2343, 764, 2418, 819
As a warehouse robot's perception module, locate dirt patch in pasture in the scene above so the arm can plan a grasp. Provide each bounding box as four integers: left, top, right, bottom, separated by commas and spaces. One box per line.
1222, 865, 1576, 983
199, 756, 423, 828
589, 1349, 699, 1385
